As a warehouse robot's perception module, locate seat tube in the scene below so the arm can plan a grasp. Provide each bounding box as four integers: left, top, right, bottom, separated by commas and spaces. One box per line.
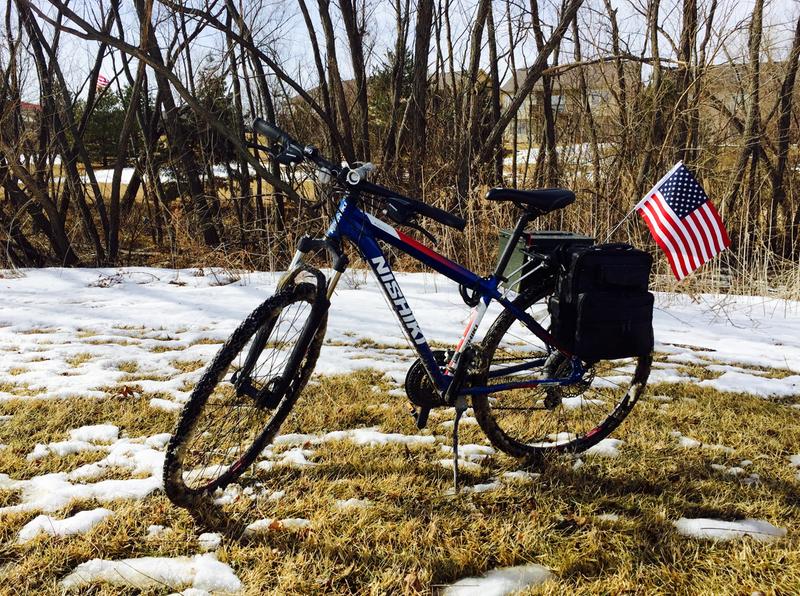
493, 212, 530, 280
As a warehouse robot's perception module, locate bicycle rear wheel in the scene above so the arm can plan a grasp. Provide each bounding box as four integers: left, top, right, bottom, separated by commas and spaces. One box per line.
473, 283, 651, 459
163, 279, 328, 509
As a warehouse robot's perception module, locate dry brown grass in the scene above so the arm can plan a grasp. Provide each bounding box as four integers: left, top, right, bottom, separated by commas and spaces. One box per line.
0, 364, 798, 594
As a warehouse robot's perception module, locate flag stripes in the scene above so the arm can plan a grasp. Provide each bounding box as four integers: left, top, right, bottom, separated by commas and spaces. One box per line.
635, 162, 730, 280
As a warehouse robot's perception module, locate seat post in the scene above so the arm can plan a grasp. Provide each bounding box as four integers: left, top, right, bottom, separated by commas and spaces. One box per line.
493, 211, 531, 280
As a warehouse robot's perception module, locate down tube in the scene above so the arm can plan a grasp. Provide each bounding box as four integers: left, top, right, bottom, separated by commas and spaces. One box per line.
358, 234, 449, 391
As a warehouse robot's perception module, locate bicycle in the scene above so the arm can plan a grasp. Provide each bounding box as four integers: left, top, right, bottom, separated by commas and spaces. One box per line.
163, 118, 652, 508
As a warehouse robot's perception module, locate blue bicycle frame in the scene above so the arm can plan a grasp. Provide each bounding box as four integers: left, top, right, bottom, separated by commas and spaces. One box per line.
289, 194, 584, 399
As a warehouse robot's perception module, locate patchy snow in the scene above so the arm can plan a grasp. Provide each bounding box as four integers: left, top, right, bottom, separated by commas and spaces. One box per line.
0, 433, 165, 515
17, 508, 114, 543
26, 440, 101, 461
334, 498, 373, 511
710, 463, 746, 477
595, 513, 620, 522
583, 438, 624, 458
699, 371, 800, 398
147, 524, 171, 540
673, 518, 786, 542
445, 481, 501, 496
443, 563, 554, 594
439, 416, 479, 429
265, 427, 440, 450
438, 459, 482, 473
60, 552, 242, 592
197, 532, 222, 552
212, 484, 244, 506
150, 397, 183, 412
501, 470, 540, 482
671, 431, 734, 454
441, 443, 495, 462
0, 268, 798, 407
790, 454, 800, 480
68, 424, 120, 443
244, 517, 311, 535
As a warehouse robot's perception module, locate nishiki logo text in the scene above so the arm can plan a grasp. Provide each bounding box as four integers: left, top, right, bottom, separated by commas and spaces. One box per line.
370, 256, 426, 345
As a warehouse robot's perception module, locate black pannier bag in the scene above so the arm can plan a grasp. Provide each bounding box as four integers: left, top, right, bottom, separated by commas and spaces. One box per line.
548, 243, 654, 362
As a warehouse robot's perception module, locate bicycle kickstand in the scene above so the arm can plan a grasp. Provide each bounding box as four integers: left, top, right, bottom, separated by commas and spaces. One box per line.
451, 398, 467, 493
444, 348, 473, 494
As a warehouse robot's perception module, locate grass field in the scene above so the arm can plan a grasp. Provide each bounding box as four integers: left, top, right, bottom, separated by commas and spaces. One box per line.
1, 367, 799, 594
0, 268, 798, 594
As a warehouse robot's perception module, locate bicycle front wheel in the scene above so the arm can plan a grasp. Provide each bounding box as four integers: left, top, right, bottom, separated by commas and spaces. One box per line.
163, 280, 328, 509
473, 283, 651, 459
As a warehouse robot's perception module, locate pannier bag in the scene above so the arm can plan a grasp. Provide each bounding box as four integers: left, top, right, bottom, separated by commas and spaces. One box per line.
548, 243, 654, 362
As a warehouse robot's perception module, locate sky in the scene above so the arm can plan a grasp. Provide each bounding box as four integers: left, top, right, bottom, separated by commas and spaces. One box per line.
11, 0, 799, 104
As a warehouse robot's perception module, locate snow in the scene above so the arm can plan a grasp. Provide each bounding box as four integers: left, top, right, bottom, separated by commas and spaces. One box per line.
790, 454, 800, 480
446, 481, 501, 495
60, 553, 242, 592
17, 508, 113, 543
0, 268, 798, 407
671, 431, 734, 454
699, 371, 800, 398
150, 397, 183, 412
501, 470, 540, 482
244, 518, 312, 535
441, 443, 495, 461
265, 427, 440, 449
583, 438, 624, 458
440, 416, 479, 429
1, 433, 165, 515
68, 424, 119, 443
438, 459, 482, 473
673, 518, 786, 542
147, 524, 171, 539
335, 498, 372, 510
197, 532, 222, 552
443, 563, 554, 595
26, 439, 100, 461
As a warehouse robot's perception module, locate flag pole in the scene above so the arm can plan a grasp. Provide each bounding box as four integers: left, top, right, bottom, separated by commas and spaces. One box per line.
604, 161, 685, 243
603, 206, 638, 242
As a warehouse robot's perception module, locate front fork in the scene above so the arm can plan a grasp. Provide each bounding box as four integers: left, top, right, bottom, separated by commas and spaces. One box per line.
236, 237, 344, 401
279, 235, 348, 299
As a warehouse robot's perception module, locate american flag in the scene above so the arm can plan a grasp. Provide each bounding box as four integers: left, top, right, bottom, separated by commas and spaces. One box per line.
635, 162, 730, 280
96, 74, 110, 88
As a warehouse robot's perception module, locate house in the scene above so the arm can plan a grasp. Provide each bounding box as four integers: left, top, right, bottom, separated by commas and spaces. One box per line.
19, 102, 41, 127
499, 61, 636, 144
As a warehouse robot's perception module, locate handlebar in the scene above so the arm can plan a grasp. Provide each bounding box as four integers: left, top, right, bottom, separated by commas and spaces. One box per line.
251, 118, 466, 231
253, 118, 296, 147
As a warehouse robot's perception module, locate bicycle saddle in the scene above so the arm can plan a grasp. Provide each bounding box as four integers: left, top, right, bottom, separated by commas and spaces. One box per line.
485, 188, 575, 213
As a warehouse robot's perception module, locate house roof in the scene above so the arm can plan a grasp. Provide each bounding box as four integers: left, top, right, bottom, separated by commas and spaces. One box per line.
500, 61, 638, 95
20, 102, 41, 111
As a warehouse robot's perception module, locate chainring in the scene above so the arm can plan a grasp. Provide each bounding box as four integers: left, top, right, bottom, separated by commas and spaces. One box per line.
404, 350, 448, 409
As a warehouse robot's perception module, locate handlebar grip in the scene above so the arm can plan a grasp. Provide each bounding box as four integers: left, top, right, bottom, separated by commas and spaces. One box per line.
411, 200, 467, 231
253, 118, 286, 143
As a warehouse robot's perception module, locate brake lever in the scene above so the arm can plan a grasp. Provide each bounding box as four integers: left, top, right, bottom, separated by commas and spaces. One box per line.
382, 202, 437, 245
406, 219, 438, 245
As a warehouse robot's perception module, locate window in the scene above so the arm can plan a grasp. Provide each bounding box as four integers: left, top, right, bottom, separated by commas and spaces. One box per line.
550, 94, 566, 112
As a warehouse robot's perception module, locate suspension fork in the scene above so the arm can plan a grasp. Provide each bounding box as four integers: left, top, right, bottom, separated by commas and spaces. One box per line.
237, 236, 346, 388
279, 235, 349, 298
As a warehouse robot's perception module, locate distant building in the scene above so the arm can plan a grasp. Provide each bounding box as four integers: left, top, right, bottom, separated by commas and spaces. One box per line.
500, 62, 636, 144
19, 102, 41, 127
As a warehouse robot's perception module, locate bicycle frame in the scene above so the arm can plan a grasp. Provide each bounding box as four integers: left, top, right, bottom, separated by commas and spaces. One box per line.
289, 194, 584, 399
